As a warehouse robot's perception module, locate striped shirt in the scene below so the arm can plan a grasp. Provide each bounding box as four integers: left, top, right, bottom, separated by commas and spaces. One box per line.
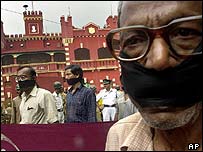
66, 84, 97, 123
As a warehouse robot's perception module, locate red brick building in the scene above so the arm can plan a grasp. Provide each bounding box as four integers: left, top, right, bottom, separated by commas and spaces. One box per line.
1, 10, 120, 102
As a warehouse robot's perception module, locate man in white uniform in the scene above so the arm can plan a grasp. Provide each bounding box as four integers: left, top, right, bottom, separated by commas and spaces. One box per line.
96, 79, 118, 122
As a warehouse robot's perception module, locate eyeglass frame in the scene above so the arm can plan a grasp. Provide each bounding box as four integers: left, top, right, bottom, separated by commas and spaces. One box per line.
106, 15, 202, 62
15, 75, 29, 82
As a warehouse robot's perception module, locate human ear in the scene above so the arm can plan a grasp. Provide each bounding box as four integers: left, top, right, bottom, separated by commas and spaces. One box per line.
32, 76, 36, 81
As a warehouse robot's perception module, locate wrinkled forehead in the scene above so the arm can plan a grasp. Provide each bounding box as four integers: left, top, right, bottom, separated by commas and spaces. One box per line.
120, 1, 202, 27
17, 67, 30, 76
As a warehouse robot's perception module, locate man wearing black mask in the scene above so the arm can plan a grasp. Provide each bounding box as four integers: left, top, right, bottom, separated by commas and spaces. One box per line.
105, 1, 202, 151
64, 64, 97, 122
16, 66, 58, 124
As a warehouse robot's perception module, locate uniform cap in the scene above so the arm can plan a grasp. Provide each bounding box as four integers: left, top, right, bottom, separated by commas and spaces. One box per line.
103, 79, 111, 85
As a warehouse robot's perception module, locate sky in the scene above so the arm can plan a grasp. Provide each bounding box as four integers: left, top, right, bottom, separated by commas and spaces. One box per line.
1, 1, 119, 35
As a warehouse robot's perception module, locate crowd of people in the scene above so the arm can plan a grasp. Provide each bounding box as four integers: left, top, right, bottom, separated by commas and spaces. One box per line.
1, 65, 137, 124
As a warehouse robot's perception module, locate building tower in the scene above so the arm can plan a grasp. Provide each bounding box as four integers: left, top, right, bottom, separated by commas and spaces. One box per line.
60, 15, 73, 66
23, 10, 43, 36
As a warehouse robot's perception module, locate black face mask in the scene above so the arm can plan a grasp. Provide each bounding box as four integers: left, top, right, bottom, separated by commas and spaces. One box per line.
66, 78, 81, 85
120, 55, 202, 109
18, 80, 36, 91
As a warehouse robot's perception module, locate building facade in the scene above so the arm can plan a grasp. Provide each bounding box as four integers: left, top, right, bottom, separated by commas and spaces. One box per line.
1, 10, 120, 103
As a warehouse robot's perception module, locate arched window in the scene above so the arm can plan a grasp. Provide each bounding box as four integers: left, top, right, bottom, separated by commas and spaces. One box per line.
98, 47, 113, 59
74, 48, 90, 60
17, 53, 51, 64
2, 55, 14, 65
54, 53, 65, 62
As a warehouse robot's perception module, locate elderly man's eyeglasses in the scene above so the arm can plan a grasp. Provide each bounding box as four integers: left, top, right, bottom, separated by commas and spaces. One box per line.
106, 15, 202, 61
15, 75, 29, 82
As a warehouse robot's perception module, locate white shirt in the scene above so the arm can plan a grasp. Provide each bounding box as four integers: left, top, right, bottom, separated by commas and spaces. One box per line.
52, 91, 63, 110
118, 98, 138, 120
116, 90, 125, 104
96, 88, 117, 106
19, 85, 58, 124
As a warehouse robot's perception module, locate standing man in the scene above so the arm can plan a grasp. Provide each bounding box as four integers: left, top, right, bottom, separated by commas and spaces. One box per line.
52, 81, 67, 123
117, 89, 138, 120
90, 85, 102, 122
10, 84, 22, 124
96, 79, 118, 122
115, 85, 125, 105
16, 66, 58, 124
105, 1, 202, 151
65, 64, 96, 123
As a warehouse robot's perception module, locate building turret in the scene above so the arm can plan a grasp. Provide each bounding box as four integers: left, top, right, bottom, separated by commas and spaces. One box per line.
23, 11, 43, 36
1, 21, 6, 50
106, 15, 118, 29
60, 15, 73, 38
60, 15, 74, 67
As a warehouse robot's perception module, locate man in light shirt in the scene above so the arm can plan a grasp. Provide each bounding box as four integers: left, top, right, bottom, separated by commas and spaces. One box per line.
96, 79, 118, 122
52, 81, 66, 123
16, 66, 58, 124
117, 90, 138, 120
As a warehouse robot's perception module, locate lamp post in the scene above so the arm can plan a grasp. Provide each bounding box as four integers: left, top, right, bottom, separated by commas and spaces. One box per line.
23, 4, 28, 11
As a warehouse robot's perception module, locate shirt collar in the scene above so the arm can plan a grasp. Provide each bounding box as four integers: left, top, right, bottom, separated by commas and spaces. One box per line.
120, 118, 154, 151
105, 88, 113, 92
21, 85, 38, 98
68, 83, 83, 92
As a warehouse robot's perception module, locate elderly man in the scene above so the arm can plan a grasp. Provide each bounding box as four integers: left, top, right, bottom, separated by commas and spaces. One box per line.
16, 66, 58, 124
105, 1, 202, 151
